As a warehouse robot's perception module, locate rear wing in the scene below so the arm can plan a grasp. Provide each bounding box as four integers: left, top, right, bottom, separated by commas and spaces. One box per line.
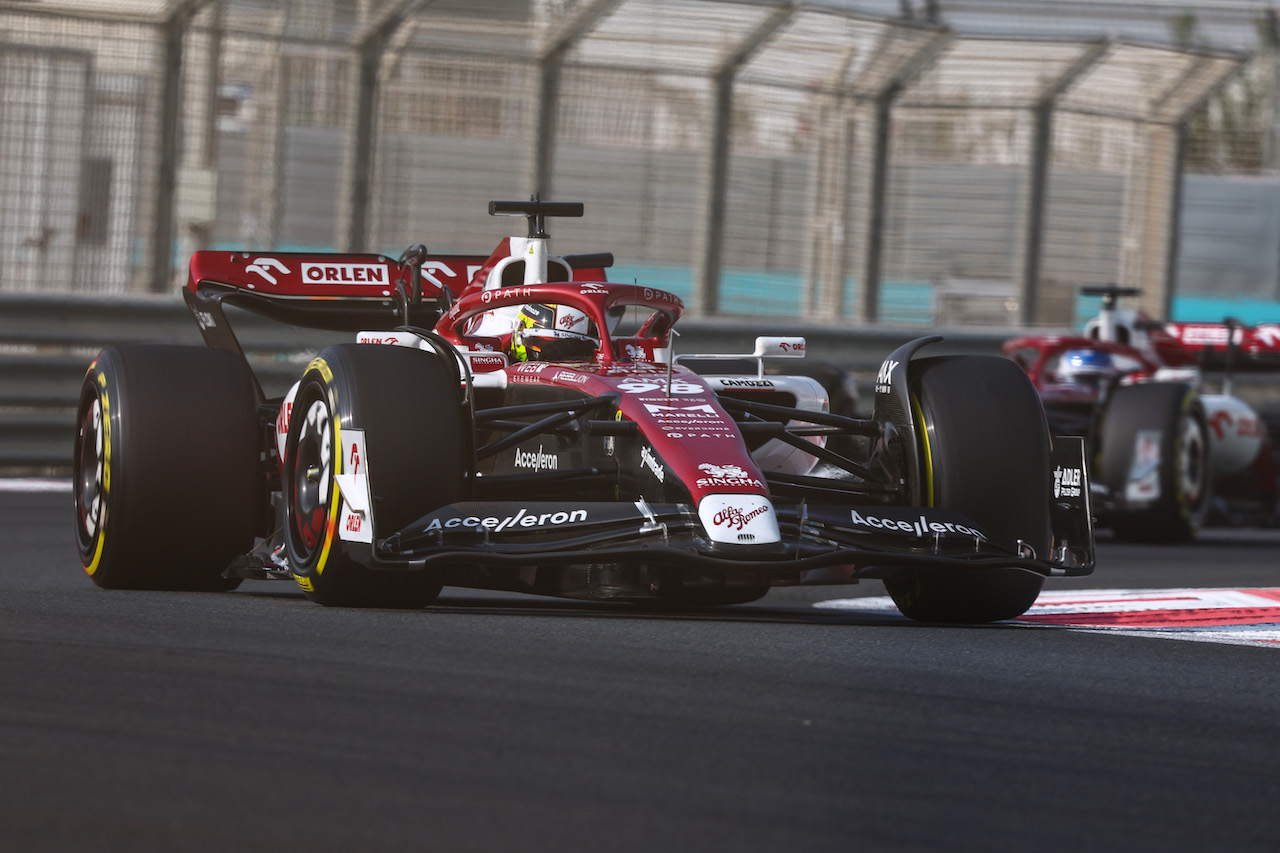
184, 246, 612, 333
184, 250, 491, 333
1163, 321, 1280, 370
182, 243, 612, 400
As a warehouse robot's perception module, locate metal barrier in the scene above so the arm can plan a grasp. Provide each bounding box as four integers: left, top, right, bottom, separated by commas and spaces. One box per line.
0, 1, 1248, 328
0, 292, 1010, 474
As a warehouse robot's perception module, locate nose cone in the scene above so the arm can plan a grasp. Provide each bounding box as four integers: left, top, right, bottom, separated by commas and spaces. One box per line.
698, 494, 781, 546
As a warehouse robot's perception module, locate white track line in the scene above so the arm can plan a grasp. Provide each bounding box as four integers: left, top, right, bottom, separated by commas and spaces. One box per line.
816, 588, 1280, 647
0, 479, 73, 493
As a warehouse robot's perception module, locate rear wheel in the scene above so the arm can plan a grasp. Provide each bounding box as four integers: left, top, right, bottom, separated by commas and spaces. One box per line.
883, 356, 1050, 623
282, 344, 465, 607
73, 345, 258, 591
1099, 383, 1209, 543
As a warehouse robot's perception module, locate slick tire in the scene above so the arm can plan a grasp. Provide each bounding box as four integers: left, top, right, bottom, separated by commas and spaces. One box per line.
282, 344, 464, 608
883, 355, 1050, 623
1099, 383, 1210, 543
74, 345, 258, 591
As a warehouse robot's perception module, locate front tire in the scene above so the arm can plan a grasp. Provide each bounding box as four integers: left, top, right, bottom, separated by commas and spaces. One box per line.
73, 345, 258, 591
883, 356, 1050, 623
1098, 383, 1210, 543
282, 344, 465, 607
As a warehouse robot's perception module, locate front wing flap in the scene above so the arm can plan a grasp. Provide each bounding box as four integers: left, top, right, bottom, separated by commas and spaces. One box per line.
371, 496, 1094, 578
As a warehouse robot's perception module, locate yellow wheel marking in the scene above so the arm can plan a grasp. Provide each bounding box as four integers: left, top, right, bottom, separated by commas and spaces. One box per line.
313, 399, 342, 576
910, 392, 935, 508
84, 383, 110, 577
307, 356, 334, 383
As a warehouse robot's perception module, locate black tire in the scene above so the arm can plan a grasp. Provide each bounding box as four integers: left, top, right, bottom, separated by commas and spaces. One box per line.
883, 356, 1050, 623
1098, 383, 1210, 543
282, 344, 464, 607
73, 345, 258, 591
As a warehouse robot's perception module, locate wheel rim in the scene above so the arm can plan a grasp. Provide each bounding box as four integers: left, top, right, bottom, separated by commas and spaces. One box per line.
1178, 412, 1208, 512
75, 394, 105, 549
289, 395, 333, 564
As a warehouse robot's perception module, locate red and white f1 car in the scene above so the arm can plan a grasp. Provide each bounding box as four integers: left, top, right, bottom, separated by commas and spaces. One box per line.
1004, 285, 1278, 541
74, 200, 1094, 622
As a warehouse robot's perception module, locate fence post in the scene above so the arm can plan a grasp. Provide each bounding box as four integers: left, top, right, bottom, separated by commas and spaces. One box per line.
1164, 122, 1187, 320
860, 89, 893, 324
150, 0, 215, 293
1021, 38, 1110, 326
860, 28, 950, 325
343, 0, 436, 253
694, 4, 793, 317
532, 0, 620, 201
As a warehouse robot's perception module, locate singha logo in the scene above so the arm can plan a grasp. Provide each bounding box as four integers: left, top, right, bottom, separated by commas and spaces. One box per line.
698, 463, 748, 479
695, 462, 762, 489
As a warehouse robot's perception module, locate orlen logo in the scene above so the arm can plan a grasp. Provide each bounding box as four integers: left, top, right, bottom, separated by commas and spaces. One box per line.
713, 505, 769, 530
1209, 409, 1265, 440
778, 340, 804, 353
1255, 324, 1280, 348
302, 263, 387, 285
246, 257, 290, 286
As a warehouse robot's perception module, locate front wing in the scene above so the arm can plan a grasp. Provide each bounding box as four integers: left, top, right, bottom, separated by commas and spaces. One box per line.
355, 434, 1095, 580
371, 500, 1093, 581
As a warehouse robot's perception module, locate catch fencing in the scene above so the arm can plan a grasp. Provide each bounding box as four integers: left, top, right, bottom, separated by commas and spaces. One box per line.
0, 0, 1249, 327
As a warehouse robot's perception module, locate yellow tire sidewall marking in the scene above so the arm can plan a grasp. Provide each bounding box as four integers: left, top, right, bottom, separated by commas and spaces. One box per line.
314, 401, 342, 577
910, 391, 935, 508
84, 376, 110, 577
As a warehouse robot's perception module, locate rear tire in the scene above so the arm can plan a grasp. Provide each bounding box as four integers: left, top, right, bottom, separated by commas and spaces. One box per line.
883, 356, 1049, 623
1099, 383, 1209, 543
282, 344, 464, 607
73, 345, 258, 591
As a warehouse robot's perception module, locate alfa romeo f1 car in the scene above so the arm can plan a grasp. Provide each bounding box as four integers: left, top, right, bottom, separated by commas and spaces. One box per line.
1005, 285, 1278, 542
74, 200, 1094, 622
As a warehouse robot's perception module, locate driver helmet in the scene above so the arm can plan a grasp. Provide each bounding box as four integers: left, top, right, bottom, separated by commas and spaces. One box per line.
510, 303, 598, 362
1056, 348, 1115, 386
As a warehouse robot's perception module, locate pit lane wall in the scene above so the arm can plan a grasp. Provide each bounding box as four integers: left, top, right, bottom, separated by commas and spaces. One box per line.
0, 292, 1012, 475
